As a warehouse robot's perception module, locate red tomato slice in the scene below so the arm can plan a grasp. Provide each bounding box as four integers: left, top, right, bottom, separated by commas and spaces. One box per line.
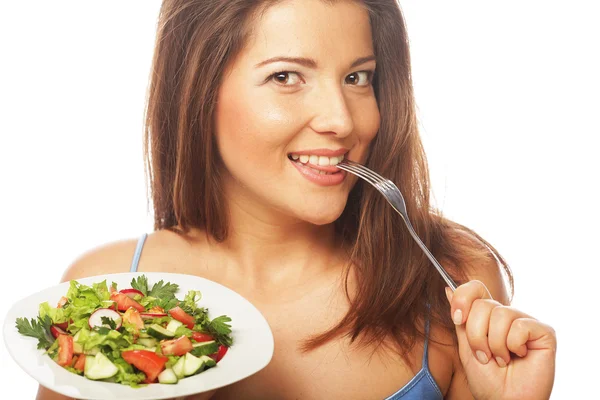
57, 334, 74, 367
191, 332, 214, 343
169, 306, 195, 329
50, 325, 68, 339
160, 335, 193, 356
215, 345, 228, 362
55, 318, 74, 331
110, 292, 145, 313
122, 350, 168, 383
73, 354, 86, 372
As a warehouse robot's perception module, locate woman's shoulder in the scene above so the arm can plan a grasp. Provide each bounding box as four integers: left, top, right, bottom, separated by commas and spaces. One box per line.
60, 229, 186, 283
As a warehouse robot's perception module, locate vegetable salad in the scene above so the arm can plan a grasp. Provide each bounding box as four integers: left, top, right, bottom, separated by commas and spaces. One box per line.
15, 275, 232, 386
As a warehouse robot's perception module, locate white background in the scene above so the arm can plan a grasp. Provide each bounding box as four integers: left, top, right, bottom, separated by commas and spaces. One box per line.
0, 1, 597, 398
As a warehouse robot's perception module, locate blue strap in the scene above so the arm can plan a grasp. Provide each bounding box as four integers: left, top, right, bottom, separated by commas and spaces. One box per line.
130, 233, 148, 272
422, 317, 431, 368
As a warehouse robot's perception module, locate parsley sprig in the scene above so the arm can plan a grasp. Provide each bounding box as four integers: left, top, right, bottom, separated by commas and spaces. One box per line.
15, 315, 54, 349
207, 316, 233, 347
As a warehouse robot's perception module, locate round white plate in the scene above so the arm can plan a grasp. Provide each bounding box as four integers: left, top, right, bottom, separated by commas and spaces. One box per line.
3, 272, 274, 400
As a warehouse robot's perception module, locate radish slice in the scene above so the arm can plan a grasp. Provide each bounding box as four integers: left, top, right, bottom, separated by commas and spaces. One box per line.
140, 313, 168, 319
50, 325, 68, 339
120, 288, 144, 298
89, 308, 123, 330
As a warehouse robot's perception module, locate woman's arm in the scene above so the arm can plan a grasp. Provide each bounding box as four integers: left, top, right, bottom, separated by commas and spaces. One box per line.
36, 386, 73, 400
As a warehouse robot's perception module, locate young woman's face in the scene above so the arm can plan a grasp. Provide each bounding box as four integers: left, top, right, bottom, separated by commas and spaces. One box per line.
215, 0, 379, 225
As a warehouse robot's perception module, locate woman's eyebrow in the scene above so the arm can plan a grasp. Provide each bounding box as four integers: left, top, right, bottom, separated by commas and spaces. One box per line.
254, 55, 376, 69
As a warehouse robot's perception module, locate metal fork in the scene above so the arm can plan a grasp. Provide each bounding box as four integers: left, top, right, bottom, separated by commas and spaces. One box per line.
337, 159, 458, 291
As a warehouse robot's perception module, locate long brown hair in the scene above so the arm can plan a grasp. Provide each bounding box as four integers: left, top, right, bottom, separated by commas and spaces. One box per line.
144, 0, 513, 366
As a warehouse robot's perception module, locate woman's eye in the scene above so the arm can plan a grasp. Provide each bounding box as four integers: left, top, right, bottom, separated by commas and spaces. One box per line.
345, 71, 373, 86
270, 71, 302, 86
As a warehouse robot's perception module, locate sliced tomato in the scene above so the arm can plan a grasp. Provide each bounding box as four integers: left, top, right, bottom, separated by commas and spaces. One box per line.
122, 350, 168, 383
110, 292, 145, 313
55, 318, 73, 331
57, 334, 74, 367
215, 345, 228, 362
57, 296, 68, 308
191, 332, 214, 343
73, 354, 86, 372
120, 288, 144, 298
123, 307, 145, 331
169, 306, 195, 329
160, 335, 193, 356
50, 325, 68, 339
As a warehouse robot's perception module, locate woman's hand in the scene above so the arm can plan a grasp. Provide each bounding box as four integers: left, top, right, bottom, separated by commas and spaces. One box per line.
446, 281, 557, 400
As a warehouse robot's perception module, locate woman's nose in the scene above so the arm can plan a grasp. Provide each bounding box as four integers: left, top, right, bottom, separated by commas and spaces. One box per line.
308, 85, 354, 137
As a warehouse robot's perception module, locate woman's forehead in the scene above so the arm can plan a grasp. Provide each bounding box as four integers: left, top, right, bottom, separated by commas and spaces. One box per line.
240, 0, 374, 68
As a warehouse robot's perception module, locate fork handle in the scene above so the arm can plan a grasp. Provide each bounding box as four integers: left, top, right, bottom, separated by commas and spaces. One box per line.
402, 217, 458, 291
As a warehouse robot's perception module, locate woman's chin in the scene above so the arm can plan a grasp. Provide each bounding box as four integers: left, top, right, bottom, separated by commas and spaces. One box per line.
296, 204, 346, 226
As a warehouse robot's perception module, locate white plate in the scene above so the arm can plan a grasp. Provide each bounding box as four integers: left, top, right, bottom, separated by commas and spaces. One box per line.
3, 272, 274, 400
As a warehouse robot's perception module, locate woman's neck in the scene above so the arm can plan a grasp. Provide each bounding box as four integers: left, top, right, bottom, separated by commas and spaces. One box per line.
202, 191, 345, 293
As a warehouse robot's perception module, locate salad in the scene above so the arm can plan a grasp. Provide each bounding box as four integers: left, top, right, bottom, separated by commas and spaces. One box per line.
15, 275, 233, 386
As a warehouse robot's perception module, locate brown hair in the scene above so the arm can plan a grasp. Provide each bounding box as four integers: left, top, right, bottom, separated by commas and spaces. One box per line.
144, 0, 513, 366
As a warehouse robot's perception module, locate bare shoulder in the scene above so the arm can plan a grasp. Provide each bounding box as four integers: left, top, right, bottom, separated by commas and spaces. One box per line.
60, 230, 185, 283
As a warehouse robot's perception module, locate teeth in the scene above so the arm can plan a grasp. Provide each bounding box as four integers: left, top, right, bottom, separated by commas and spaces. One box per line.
318, 156, 330, 166
290, 153, 345, 166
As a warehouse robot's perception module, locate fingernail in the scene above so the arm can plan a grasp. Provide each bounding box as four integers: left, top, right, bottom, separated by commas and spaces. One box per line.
445, 287, 453, 303
453, 309, 463, 325
496, 357, 507, 368
476, 351, 489, 364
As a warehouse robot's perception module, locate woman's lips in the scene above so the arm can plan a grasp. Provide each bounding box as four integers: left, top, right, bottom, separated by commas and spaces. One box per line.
289, 158, 346, 186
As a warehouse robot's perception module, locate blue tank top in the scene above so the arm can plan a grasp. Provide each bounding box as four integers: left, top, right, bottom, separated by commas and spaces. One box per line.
129, 233, 443, 399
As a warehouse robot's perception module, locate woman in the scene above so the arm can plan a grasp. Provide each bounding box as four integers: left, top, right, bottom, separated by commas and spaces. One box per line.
38, 0, 556, 399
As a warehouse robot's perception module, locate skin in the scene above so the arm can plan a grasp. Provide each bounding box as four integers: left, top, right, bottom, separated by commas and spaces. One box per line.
37, 0, 556, 399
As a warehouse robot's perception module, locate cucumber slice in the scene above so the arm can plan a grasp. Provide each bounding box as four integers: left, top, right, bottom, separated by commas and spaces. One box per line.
138, 330, 151, 338
72, 330, 83, 354
84, 347, 99, 356
172, 356, 186, 379
190, 340, 219, 357
183, 352, 205, 376
158, 368, 178, 384
166, 319, 183, 333
199, 355, 217, 369
137, 338, 157, 348
84, 353, 118, 380
147, 324, 175, 340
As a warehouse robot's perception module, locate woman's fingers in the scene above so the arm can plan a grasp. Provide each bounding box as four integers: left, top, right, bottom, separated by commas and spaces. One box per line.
464, 299, 496, 364
447, 280, 492, 325
506, 318, 557, 356
488, 306, 532, 366
446, 281, 532, 367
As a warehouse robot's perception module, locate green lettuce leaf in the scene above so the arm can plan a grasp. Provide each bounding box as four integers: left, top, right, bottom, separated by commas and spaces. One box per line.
112, 357, 146, 387
39, 302, 68, 324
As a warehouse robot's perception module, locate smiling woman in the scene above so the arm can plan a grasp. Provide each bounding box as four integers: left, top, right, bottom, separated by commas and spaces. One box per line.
34, 0, 557, 399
